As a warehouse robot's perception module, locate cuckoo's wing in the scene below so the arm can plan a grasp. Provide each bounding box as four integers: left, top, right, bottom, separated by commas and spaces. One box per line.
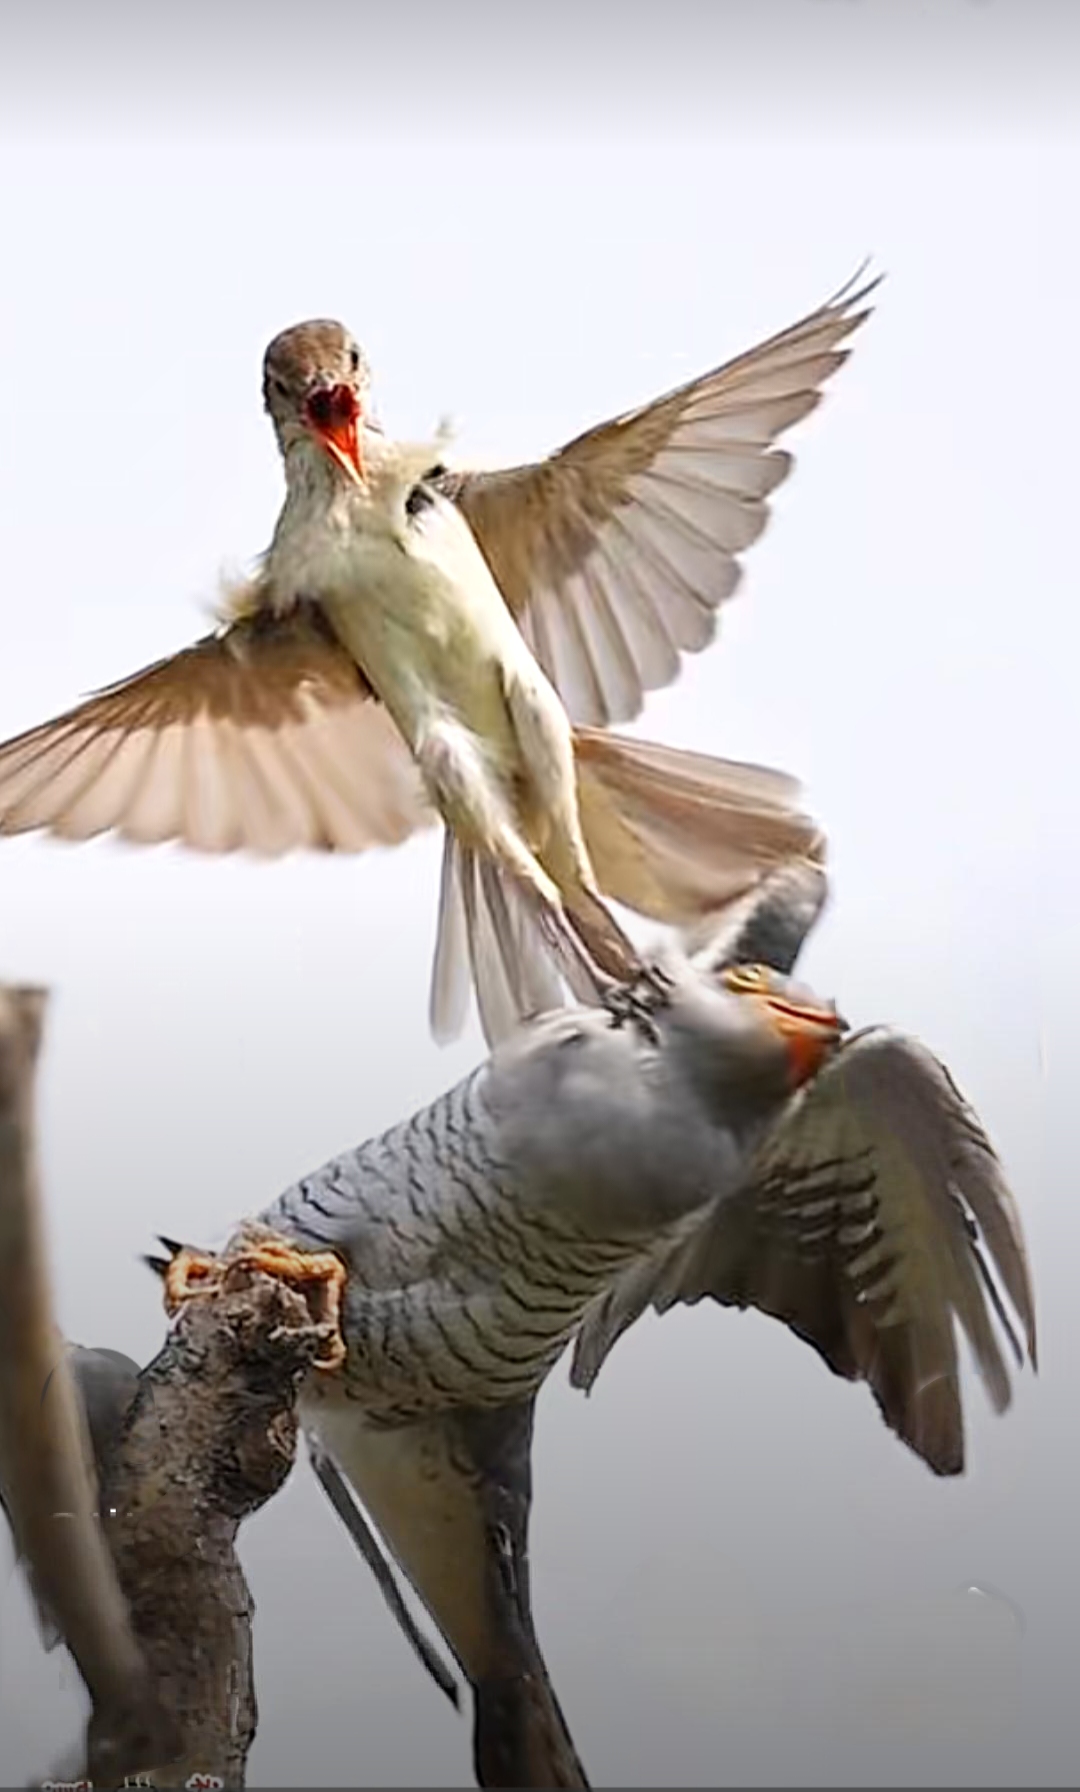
572, 1029, 1036, 1476
13, 1346, 144, 1650
0, 603, 432, 855
0, 986, 162, 1754
441, 271, 877, 726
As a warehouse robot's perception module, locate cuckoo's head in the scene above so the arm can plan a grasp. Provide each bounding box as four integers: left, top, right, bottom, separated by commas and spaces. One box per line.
262, 319, 372, 484
719, 960, 846, 1089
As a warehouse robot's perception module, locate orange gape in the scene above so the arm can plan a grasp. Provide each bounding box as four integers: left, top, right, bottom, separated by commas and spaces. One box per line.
163, 1236, 348, 1371
304, 383, 365, 482
720, 961, 846, 1087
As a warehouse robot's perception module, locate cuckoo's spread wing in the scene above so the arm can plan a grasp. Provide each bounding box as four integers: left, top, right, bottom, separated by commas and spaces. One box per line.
572, 1029, 1036, 1476
441, 271, 877, 727
0, 603, 431, 855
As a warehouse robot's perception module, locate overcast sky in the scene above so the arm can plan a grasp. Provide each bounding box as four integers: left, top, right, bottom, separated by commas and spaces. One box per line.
0, 2, 1075, 1785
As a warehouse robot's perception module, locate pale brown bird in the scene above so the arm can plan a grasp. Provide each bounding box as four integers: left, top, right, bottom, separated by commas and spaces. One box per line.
0, 275, 876, 1042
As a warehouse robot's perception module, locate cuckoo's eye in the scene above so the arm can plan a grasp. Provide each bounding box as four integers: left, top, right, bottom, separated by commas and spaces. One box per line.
722, 963, 773, 995
349, 345, 361, 374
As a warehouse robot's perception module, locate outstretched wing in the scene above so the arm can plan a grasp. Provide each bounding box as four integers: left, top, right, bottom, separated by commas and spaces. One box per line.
441, 270, 877, 726
572, 1029, 1036, 1476
0, 604, 431, 855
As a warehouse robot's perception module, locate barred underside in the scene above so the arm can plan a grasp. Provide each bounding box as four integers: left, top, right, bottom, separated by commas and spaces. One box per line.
259, 1068, 644, 1425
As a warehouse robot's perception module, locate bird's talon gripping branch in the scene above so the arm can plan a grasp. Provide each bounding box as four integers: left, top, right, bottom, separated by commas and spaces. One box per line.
162, 1237, 348, 1372
163, 1247, 222, 1315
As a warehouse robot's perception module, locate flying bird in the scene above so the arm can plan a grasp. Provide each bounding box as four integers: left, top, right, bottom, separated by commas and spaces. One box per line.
0, 276, 875, 1042
159, 863, 1036, 1788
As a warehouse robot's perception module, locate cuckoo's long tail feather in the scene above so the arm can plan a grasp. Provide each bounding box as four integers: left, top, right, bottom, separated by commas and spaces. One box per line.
474, 1672, 589, 1789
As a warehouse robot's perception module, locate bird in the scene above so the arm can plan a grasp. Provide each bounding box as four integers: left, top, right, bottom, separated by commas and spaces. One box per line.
0, 274, 877, 1043
1, 1342, 142, 1651
157, 861, 1036, 1788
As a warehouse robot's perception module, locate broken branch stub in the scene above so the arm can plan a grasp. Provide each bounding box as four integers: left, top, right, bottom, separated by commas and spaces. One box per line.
88, 1243, 345, 1786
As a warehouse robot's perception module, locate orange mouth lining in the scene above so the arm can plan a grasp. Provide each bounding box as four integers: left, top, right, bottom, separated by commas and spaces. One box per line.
304, 385, 364, 482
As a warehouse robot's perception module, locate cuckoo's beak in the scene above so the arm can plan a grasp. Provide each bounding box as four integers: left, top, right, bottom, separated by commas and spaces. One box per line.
756, 990, 847, 1087
304, 383, 365, 484
721, 962, 847, 1088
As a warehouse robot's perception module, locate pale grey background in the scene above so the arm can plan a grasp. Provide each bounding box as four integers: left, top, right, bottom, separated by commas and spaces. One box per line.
0, 2, 1075, 1784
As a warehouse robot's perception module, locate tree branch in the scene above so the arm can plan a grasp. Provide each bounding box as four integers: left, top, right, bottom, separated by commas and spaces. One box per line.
87, 1251, 335, 1788
0, 982, 341, 1788
0, 983, 175, 1783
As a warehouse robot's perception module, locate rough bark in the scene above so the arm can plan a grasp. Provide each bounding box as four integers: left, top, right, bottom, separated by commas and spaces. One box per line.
0, 982, 333, 1788
86, 1255, 331, 1787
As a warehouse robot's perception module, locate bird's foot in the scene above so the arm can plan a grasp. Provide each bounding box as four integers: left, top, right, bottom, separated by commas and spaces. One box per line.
160, 1232, 348, 1372
602, 962, 676, 1044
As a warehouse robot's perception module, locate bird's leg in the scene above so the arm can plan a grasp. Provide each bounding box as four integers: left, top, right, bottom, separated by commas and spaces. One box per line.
159, 1232, 348, 1372
501, 670, 637, 986
561, 888, 641, 983
514, 876, 617, 1005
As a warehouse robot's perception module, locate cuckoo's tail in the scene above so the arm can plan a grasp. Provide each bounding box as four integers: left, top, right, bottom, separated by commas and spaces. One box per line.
473, 1670, 590, 1789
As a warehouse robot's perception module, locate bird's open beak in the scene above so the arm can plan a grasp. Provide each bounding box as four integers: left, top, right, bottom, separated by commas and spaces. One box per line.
758, 993, 847, 1087
304, 384, 365, 484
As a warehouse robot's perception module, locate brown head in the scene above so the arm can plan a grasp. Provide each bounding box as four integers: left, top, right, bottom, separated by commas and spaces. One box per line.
262, 319, 373, 483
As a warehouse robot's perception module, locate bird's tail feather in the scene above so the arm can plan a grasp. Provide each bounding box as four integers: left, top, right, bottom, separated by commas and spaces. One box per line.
430, 734, 825, 1047
573, 725, 826, 928
430, 832, 585, 1046
473, 1673, 590, 1789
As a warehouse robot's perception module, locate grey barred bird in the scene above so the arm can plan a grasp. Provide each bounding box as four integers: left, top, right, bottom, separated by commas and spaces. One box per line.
0, 276, 876, 1044
160, 864, 1036, 1789
0, 1343, 142, 1651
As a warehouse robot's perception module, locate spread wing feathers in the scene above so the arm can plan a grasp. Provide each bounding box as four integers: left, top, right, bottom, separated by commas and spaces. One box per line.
572, 1029, 1036, 1477
429, 831, 591, 1048
0, 604, 432, 856
574, 727, 827, 926
441, 270, 878, 726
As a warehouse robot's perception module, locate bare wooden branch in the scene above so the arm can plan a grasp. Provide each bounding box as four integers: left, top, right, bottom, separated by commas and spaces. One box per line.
0, 984, 343, 1789
87, 1255, 335, 1788
0, 982, 176, 1783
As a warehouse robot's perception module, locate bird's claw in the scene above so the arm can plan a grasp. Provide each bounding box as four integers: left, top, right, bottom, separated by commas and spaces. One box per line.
160, 1234, 348, 1372
603, 963, 675, 1044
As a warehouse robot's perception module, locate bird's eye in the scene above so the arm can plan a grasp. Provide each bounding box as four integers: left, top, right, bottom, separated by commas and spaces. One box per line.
272, 377, 289, 400
405, 483, 435, 520
722, 963, 772, 995
349, 346, 360, 374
